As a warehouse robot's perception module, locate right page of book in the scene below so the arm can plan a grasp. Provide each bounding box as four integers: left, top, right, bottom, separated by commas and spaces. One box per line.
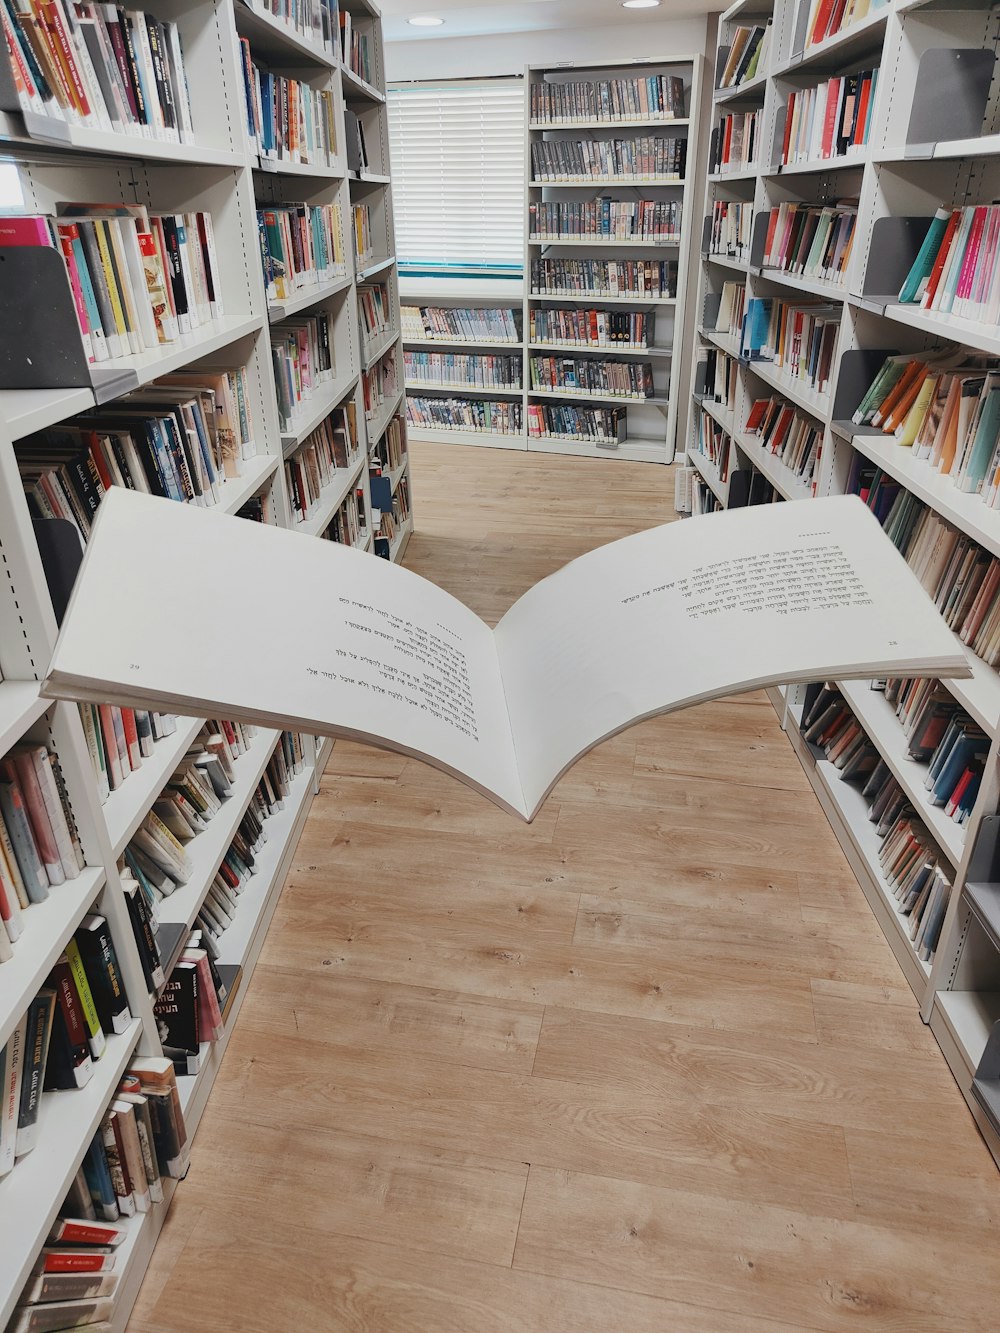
493, 495, 971, 821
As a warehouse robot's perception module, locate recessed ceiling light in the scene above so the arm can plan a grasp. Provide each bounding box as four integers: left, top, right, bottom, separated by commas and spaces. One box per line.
408, 14, 444, 23
622, 0, 661, 7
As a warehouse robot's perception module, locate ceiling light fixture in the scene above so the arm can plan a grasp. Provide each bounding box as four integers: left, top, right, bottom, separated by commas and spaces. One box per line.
622, 1, 661, 7
408, 14, 444, 24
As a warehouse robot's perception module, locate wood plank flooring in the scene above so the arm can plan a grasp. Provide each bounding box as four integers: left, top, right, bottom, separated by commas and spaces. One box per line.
128, 442, 1000, 1333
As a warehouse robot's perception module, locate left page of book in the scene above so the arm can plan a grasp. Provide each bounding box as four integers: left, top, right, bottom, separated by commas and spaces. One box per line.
43, 489, 526, 817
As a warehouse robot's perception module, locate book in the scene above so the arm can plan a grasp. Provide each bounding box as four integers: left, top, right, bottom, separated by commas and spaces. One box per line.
45, 487, 970, 822
16, 989, 54, 1156
0, 1014, 26, 1175
7, 1296, 114, 1332
74, 915, 132, 1035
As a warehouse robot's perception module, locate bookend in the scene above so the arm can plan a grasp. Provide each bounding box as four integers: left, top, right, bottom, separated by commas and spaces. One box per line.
855, 216, 934, 310
905, 49, 995, 153
0, 246, 139, 400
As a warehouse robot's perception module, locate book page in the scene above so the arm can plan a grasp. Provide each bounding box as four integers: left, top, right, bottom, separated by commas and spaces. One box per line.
45, 489, 524, 816
494, 495, 971, 820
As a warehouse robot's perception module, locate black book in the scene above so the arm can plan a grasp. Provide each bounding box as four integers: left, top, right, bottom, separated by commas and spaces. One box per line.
158, 216, 188, 318
16, 989, 55, 1156
75, 915, 132, 1035
122, 879, 163, 993
153, 961, 199, 1074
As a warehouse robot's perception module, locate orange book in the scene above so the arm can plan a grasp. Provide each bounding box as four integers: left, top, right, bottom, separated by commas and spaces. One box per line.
872, 358, 924, 428
883, 364, 931, 433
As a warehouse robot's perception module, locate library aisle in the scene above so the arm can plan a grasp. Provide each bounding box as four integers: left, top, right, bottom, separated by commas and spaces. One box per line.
127, 442, 1000, 1332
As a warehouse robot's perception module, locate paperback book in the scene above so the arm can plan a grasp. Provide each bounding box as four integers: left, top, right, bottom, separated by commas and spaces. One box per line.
44, 488, 970, 822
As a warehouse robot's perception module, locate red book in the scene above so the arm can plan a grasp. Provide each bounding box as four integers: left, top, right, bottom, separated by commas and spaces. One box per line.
0, 216, 53, 246
120, 708, 141, 771
821, 78, 842, 159
852, 75, 872, 148
922, 210, 962, 310
37, 1251, 117, 1274
2, 756, 61, 885
808, 0, 837, 46
781, 93, 795, 164
47, 1219, 126, 1248
945, 767, 975, 817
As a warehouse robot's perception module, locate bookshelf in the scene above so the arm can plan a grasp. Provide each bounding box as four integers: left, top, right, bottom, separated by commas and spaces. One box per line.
683, 0, 1000, 1166
0, 0, 409, 1323
401, 58, 705, 463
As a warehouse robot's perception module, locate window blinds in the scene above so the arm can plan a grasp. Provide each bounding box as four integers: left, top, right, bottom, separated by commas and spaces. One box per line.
387, 79, 525, 275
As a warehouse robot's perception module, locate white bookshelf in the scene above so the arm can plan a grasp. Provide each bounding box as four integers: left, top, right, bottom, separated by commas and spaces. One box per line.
683, 0, 1000, 1166
400, 58, 706, 463
0, 0, 409, 1322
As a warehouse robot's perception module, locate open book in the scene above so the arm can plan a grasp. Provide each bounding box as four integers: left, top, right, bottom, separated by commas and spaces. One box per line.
43, 489, 971, 822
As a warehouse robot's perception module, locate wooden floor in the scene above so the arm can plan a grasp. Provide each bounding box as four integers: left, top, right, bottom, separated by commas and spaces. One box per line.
130, 442, 1000, 1333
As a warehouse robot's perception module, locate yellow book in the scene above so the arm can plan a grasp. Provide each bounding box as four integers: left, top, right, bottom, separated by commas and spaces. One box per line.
897, 372, 938, 446
93, 220, 130, 347
64, 938, 107, 1061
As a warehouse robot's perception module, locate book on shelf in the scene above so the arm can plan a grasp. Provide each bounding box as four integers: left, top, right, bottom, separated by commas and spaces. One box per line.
529, 199, 681, 243
744, 397, 823, 491
362, 345, 399, 423
528, 400, 627, 446
338, 8, 371, 85
847, 456, 1000, 665
45, 487, 971, 823
15, 990, 55, 1157
709, 110, 759, 175
320, 487, 366, 548
405, 351, 522, 392
717, 24, 770, 90
344, 107, 368, 173
8, 1296, 115, 1333
760, 200, 858, 286
530, 308, 654, 350
249, 0, 335, 50
530, 135, 685, 182
406, 396, 523, 437
692, 407, 731, 476
1, 0, 195, 143
0, 205, 222, 364
896, 204, 1000, 326
271, 313, 335, 430
739, 296, 840, 397
285, 410, 360, 524
401, 305, 521, 344
798, 0, 887, 53
781, 69, 878, 165
257, 203, 344, 305
708, 200, 752, 263
369, 416, 407, 476
529, 355, 654, 400
700, 347, 738, 410
358, 282, 392, 349
850, 349, 1000, 503
351, 201, 373, 269
530, 257, 676, 300
530, 74, 686, 124
239, 41, 337, 167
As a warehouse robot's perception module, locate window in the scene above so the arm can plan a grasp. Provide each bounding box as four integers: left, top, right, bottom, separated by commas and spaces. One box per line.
387, 79, 524, 278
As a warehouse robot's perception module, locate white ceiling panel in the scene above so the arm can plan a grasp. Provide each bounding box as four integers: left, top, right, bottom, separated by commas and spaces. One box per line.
379, 0, 715, 42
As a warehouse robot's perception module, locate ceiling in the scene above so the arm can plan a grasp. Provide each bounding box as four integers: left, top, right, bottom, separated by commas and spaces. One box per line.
378, 0, 710, 42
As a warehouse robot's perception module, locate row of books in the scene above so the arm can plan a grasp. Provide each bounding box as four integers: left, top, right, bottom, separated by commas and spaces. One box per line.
530, 75, 687, 125
321, 489, 366, 547
257, 203, 345, 305
798, 0, 888, 53
709, 110, 760, 176
239, 42, 337, 167
530, 257, 677, 300
711, 279, 746, 342
338, 8, 371, 85
530, 308, 655, 350
272, 313, 335, 431
800, 685, 952, 961
362, 346, 399, 423
701, 347, 737, 410
369, 416, 407, 478
358, 282, 393, 350
745, 396, 823, 489
760, 201, 858, 286
528, 200, 682, 242
19, 368, 253, 541
898, 204, 1000, 326
851, 351, 1000, 504
373, 478, 411, 561
252, 0, 335, 53
1, 206, 221, 364
527, 402, 627, 445
405, 396, 523, 436
285, 412, 361, 525
849, 463, 1000, 665
781, 69, 878, 165
155, 930, 237, 1077
691, 476, 724, 515
0, 743, 82, 967
352, 202, 374, 269
403, 351, 522, 391
693, 408, 730, 475
400, 305, 521, 344
529, 356, 655, 400
530, 136, 685, 182
708, 199, 752, 264
80, 705, 175, 802
739, 293, 840, 399
878, 676, 986, 819
2, 0, 194, 141
717, 24, 770, 90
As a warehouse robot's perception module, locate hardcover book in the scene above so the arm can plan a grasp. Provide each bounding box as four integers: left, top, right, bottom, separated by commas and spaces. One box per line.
44, 488, 971, 823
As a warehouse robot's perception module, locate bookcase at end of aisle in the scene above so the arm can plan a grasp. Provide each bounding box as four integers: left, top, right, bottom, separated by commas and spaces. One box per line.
683, 0, 1000, 1168
525, 57, 705, 464
0, 0, 408, 1323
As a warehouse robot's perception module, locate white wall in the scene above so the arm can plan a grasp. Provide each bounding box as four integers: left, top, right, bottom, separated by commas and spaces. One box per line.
385, 17, 710, 81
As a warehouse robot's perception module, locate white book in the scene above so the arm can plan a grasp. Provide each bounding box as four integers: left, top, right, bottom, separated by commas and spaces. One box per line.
45, 489, 971, 824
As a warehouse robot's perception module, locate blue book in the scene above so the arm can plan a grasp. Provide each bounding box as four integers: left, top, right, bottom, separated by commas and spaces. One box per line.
898, 208, 951, 304
931, 731, 987, 805
83, 1129, 119, 1220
